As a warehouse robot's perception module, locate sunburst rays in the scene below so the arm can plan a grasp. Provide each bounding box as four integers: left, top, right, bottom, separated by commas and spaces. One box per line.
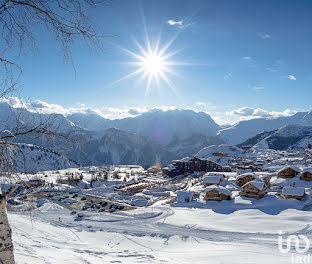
110, 29, 187, 99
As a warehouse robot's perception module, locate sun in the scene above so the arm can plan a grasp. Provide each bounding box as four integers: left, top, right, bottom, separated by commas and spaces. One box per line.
142, 53, 165, 76
110, 30, 186, 97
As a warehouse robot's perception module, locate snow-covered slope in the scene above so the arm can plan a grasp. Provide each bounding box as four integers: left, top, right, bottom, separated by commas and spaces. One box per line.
0, 101, 76, 134
218, 111, 312, 144
69, 128, 175, 166
1, 102, 222, 166
2, 143, 78, 172
10, 205, 311, 264
251, 125, 312, 151
112, 109, 221, 145
166, 134, 224, 157
67, 109, 221, 146
238, 130, 277, 148
195, 144, 245, 165
66, 112, 109, 131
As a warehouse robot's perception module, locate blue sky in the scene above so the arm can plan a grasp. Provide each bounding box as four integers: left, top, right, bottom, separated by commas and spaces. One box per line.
14, 0, 312, 124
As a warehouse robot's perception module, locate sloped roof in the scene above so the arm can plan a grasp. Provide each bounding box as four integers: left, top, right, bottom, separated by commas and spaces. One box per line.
203, 176, 222, 184
278, 165, 301, 173
237, 172, 256, 180
242, 180, 265, 191
179, 156, 194, 162
177, 191, 193, 201
204, 185, 231, 196
282, 186, 304, 196
204, 172, 225, 177
282, 186, 305, 196
163, 164, 177, 171
303, 168, 312, 174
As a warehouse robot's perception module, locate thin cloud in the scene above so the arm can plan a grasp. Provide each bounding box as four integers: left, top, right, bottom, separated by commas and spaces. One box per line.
242, 56, 252, 60
266, 67, 278, 73
195, 101, 217, 109
258, 33, 271, 39
229, 106, 297, 119
167, 20, 183, 26
224, 73, 232, 79
251, 86, 264, 91
286, 75, 296, 81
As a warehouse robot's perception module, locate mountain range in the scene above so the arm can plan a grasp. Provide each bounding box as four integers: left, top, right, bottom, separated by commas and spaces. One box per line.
239, 124, 312, 151
218, 111, 312, 144
1, 99, 312, 171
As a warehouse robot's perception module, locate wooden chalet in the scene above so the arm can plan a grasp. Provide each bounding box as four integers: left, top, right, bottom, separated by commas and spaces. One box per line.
202, 172, 226, 187
177, 191, 193, 203
203, 176, 221, 187
162, 164, 183, 177
236, 173, 256, 187
282, 186, 305, 201
239, 180, 266, 199
203, 185, 231, 201
300, 168, 312, 181
278, 166, 301, 178
27, 179, 45, 187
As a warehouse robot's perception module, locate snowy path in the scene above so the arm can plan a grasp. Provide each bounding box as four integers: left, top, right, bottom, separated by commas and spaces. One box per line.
8, 205, 312, 263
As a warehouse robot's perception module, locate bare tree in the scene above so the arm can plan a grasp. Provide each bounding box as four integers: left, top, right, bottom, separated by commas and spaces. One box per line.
0, 1, 110, 262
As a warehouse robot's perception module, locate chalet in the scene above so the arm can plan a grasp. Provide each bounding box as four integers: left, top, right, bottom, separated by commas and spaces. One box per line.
282, 186, 305, 200
147, 165, 162, 174
242, 159, 254, 166
278, 166, 301, 178
239, 180, 266, 199
203, 172, 226, 187
187, 185, 203, 199
203, 185, 231, 201
204, 171, 226, 178
236, 173, 256, 187
203, 176, 222, 187
162, 164, 183, 177
204, 172, 226, 180
27, 179, 45, 187
177, 191, 193, 203
300, 168, 312, 181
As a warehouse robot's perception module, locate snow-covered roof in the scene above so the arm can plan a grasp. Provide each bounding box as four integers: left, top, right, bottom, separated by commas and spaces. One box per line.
278, 165, 301, 173
163, 164, 177, 171
203, 176, 222, 184
204, 172, 225, 177
282, 186, 305, 196
188, 185, 205, 193
236, 172, 256, 180
179, 156, 193, 162
177, 191, 193, 200
204, 185, 231, 196
242, 180, 265, 191
303, 168, 312, 174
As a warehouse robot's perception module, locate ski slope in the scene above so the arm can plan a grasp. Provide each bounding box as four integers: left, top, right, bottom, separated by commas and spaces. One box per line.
9, 203, 312, 263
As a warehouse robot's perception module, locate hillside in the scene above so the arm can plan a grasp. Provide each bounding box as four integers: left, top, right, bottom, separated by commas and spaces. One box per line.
243, 125, 312, 151
238, 130, 277, 148
2, 143, 78, 172
68, 109, 221, 145
217, 111, 312, 144
66, 128, 176, 166
195, 144, 245, 165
